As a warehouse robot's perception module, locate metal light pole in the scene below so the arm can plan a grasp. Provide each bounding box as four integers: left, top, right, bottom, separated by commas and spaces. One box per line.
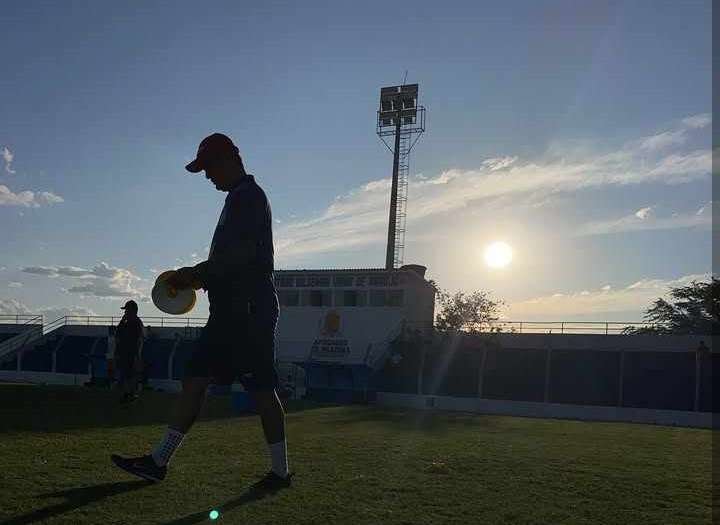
377, 83, 426, 270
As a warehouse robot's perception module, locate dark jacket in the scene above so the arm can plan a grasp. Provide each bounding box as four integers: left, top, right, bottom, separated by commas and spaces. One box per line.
115, 315, 144, 356
194, 174, 278, 318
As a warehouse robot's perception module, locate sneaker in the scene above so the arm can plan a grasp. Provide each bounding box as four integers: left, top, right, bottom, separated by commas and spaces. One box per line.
251, 471, 293, 492
120, 393, 139, 405
111, 454, 166, 482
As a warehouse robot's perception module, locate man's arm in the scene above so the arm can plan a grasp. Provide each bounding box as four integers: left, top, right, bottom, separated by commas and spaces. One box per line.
138, 321, 145, 357
177, 190, 262, 290
191, 240, 257, 289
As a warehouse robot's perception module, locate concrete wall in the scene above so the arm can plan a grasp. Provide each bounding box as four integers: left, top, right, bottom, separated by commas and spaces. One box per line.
376, 392, 714, 429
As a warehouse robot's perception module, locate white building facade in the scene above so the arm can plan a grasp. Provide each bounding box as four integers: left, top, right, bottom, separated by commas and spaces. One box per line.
273, 264, 435, 367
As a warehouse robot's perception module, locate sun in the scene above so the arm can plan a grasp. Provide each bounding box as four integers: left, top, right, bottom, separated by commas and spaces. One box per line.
484, 241, 513, 269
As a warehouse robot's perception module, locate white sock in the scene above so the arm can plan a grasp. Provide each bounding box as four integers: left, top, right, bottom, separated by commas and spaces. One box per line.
269, 439, 289, 478
151, 428, 185, 467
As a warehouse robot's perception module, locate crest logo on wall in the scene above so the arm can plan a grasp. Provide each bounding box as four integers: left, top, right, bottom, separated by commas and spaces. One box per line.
310, 310, 351, 362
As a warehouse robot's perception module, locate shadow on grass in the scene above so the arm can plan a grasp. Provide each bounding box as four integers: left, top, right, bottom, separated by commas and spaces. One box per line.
0, 384, 338, 434
321, 405, 502, 434
160, 486, 279, 525
2, 480, 148, 525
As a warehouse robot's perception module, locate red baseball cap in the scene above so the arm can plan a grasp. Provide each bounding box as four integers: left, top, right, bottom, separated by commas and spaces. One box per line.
185, 133, 240, 173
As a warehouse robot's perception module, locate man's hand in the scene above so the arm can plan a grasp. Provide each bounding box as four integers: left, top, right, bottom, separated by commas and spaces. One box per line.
164, 267, 202, 291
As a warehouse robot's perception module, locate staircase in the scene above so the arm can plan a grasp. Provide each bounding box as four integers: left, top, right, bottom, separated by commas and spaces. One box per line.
0, 315, 70, 364
365, 320, 406, 370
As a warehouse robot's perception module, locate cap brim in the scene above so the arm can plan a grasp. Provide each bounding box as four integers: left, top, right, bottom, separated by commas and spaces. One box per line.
185, 158, 204, 173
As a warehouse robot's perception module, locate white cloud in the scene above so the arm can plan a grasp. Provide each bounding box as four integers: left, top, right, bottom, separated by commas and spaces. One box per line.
634, 206, 653, 220
637, 113, 711, 152
21, 266, 58, 276
695, 201, 712, 216
481, 156, 517, 171
0, 185, 64, 207
507, 273, 710, 319
2, 146, 15, 174
576, 203, 712, 236
0, 298, 31, 315
639, 130, 686, 151
275, 114, 711, 263
38, 192, 64, 205
21, 261, 148, 300
0, 298, 97, 319
7, 282, 22, 288
40, 305, 96, 320
681, 113, 711, 129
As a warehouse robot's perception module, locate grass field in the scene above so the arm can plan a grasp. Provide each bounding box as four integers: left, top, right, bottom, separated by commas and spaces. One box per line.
0, 384, 713, 524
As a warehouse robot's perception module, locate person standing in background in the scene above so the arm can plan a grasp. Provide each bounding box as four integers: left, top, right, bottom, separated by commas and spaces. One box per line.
115, 300, 145, 404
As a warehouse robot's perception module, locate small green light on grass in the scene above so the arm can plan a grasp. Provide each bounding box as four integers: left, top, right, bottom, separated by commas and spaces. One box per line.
209, 509, 220, 520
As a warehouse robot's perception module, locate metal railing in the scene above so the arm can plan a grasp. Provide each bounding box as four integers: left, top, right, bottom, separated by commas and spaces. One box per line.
400, 320, 660, 335
0, 315, 209, 362
47, 315, 208, 332
0, 314, 43, 325
489, 321, 657, 335
1, 314, 662, 336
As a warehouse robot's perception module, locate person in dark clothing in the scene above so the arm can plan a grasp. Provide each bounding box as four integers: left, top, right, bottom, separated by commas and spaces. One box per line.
115, 300, 145, 403
112, 133, 290, 491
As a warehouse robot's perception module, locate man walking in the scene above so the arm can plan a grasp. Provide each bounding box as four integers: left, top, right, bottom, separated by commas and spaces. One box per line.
112, 133, 290, 490
115, 300, 145, 404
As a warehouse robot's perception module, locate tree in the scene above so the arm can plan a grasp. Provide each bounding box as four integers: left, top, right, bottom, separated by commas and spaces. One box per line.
434, 289, 505, 334
624, 278, 719, 335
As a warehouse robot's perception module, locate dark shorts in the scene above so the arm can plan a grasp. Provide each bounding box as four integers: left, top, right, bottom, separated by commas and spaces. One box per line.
117, 353, 137, 383
184, 310, 278, 392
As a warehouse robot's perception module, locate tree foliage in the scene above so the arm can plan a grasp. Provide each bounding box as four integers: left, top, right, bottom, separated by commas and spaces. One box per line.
625, 278, 719, 335
434, 289, 504, 334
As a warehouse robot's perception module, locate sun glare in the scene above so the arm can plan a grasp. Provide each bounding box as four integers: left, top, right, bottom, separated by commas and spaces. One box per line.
484, 242, 513, 269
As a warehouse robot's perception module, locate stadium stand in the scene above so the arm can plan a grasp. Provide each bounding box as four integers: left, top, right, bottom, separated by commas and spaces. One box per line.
0, 354, 18, 371
19, 339, 56, 372
55, 336, 95, 374
142, 338, 175, 380
0, 333, 20, 344
171, 340, 196, 380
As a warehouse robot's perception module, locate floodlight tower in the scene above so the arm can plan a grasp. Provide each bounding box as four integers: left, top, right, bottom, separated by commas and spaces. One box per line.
377, 83, 426, 270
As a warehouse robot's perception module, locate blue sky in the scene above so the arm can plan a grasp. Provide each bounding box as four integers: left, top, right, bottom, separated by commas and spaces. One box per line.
0, 0, 712, 322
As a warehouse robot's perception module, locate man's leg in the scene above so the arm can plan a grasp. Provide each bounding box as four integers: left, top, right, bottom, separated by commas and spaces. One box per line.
253, 389, 289, 479
169, 376, 212, 434
111, 376, 211, 481
150, 376, 211, 467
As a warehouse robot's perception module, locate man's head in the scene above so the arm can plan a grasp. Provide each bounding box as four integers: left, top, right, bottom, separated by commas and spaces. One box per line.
121, 300, 138, 316
185, 133, 246, 191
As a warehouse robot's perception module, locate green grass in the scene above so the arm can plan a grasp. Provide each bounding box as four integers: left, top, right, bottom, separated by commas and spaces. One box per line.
0, 384, 713, 524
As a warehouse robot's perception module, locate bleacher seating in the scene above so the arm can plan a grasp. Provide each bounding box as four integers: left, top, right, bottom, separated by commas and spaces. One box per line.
55, 336, 95, 374
88, 338, 109, 379
0, 354, 18, 370
0, 332, 20, 344
142, 338, 175, 380
172, 340, 196, 380
19, 339, 56, 372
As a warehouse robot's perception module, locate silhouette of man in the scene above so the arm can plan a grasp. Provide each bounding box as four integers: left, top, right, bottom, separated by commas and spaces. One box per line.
115, 300, 145, 403
112, 133, 290, 490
